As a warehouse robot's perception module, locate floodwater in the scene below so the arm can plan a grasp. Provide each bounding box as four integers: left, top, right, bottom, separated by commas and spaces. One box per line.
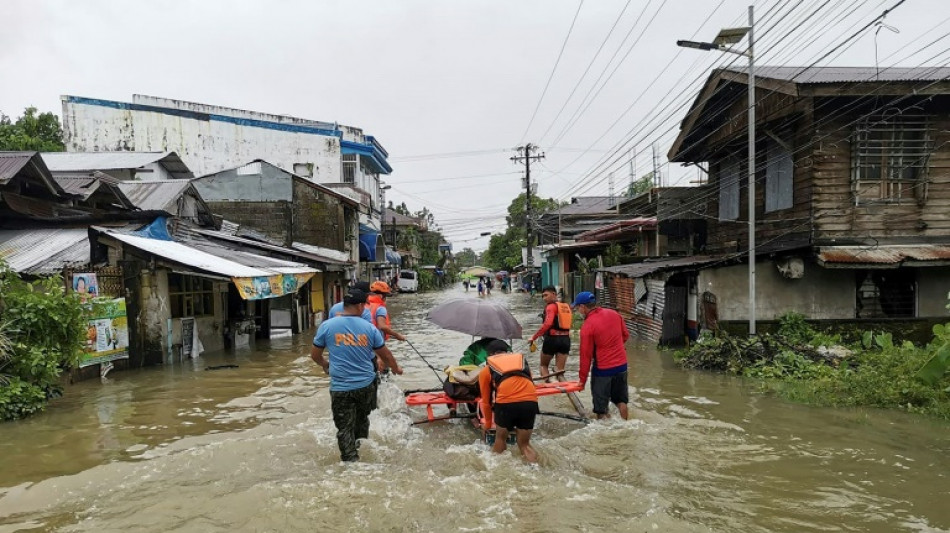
0, 287, 948, 532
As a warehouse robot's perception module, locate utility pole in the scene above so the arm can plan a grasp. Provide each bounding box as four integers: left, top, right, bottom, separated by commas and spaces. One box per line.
511, 144, 545, 272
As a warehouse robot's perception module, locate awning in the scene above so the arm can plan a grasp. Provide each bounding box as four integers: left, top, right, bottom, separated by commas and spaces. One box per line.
599, 255, 726, 278
359, 224, 385, 262
340, 140, 393, 174
102, 231, 317, 300
385, 247, 401, 265
817, 245, 950, 268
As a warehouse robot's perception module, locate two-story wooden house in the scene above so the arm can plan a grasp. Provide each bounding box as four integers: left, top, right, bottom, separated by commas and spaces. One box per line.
666, 66, 950, 334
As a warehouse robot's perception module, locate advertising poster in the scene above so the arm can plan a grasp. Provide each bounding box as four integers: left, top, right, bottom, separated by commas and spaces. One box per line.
80, 297, 130, 367
233, 273, 314, 300
72, 272, 99, 302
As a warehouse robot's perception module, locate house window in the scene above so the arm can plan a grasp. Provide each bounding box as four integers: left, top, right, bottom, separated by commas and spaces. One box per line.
851, 115, 932, 204
855, 269, 916, 319
342, 154, 357, 184
168, 273, 215, 318
765, 139, 793, 212
718, 159, 740, 221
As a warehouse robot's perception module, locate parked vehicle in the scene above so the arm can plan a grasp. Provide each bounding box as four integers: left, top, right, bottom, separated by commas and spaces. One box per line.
399, 270, 419, 293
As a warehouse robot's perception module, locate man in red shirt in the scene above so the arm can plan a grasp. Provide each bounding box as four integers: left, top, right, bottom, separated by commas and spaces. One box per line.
528, 286, 572, 380
573, 291, 630, 420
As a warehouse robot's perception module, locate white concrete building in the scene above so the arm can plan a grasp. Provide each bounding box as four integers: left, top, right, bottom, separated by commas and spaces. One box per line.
60, 95, 392, 264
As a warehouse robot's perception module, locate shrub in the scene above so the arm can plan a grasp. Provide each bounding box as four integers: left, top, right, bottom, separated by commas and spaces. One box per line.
0, 263, 86, 421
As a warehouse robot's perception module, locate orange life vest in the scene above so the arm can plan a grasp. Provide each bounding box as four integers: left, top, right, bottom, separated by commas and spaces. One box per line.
367, 295, 391, 341
551, 302, 573, 331
487, 353, 532, 401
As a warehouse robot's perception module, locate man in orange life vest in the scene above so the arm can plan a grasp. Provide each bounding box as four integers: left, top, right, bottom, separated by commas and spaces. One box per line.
528, 286, 573, 380
367, 281, 407, 343
478, 351, 539, 463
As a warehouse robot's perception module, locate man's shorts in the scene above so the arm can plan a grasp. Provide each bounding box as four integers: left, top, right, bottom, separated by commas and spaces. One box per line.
541, 334, 571, 356
493, 401, 539, 431
591, 371, 629, 414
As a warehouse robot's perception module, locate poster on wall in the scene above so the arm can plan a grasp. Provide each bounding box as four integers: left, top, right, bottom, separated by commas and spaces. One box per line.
72, 272, 99, 302
80, 297, 130, 367
232, 273, 315, 300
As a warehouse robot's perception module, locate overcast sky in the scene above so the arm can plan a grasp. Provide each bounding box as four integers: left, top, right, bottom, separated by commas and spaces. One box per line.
2, 0, 947, 251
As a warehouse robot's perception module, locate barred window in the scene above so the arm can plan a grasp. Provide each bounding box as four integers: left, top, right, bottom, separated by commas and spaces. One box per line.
718, 159, 740, 221
851, 115, 932, 204
168, 274, 215, 318
342, 154, 358, 184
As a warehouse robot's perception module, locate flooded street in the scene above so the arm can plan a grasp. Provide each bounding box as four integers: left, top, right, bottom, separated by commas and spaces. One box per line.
1, 287, 949, 532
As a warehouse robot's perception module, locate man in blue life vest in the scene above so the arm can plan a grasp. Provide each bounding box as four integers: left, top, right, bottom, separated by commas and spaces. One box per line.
528, 286, 573, 380
367, 281, 406, 342
311, 288, 403, 462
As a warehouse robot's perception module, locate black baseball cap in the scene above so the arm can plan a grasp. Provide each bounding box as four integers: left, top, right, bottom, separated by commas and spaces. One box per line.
343, 289, 368, 305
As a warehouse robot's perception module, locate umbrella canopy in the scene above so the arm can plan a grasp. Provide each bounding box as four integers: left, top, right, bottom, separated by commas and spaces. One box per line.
426, 298, 523, 339
462, 266, 491, 278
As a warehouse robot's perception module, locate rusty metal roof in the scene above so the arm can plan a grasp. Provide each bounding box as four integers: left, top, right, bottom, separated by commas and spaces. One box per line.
0, 151, 65, 195
600, 255, 726, 278
0, 228, 90, 274
817, 245, 950, 267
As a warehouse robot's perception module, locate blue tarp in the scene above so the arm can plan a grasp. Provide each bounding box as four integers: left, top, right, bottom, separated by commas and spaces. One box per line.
385, 247, 401, 265
134, 216, 174, 241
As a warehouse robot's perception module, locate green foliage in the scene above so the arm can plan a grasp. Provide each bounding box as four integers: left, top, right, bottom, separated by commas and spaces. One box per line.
0, 107, 65, 151
0, 262, 86, 421
603, 242, 634, 268
675, 312, 950, 419
455, 248, 477, 268
626, 173, 654, 197
482, 193, 560, 271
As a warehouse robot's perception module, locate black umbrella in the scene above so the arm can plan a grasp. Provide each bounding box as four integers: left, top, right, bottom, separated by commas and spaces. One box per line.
425, 298, 523, 339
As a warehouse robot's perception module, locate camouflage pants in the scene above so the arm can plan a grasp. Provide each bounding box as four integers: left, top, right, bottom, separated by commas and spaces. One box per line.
330, 381, 378, 462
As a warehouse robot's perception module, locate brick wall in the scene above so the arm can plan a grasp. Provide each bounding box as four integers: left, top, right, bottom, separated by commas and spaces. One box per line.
293, 180, 346, 250
206, 200, 292, 245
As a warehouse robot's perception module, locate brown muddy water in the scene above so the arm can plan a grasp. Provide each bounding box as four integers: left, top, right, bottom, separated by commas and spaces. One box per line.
0, 287, 948, 532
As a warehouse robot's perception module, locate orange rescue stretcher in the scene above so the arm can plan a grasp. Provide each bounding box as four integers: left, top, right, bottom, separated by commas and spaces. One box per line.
406, 380, 585, 426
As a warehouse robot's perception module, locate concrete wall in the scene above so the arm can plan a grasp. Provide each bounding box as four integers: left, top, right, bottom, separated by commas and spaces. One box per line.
293, 179, 347, 251
699, 258, 855, 321
918, 267, 950, 317
62, 96, 343, 180
193, 162, 293, 202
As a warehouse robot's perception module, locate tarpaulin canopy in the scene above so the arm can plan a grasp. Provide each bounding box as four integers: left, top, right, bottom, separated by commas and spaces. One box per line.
101, 231, 317, 300
359, 224, 385, 262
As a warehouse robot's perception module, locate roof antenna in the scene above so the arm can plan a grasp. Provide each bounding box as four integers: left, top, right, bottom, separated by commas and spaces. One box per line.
874, 20, 900, 80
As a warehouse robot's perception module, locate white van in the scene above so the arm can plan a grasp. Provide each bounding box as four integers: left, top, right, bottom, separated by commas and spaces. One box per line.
398, 270, 419, 293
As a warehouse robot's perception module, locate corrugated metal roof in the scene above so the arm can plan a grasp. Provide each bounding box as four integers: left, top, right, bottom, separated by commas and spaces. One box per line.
553, 196, 622, 216
817, 245, 950, 267
600, 255, 726, 278
0, 152, 36, 184
0, 228, 90, 274
42, 151, 194, 179
185, 227, 351, 266
117, 180, 192, 211
102, 231, 317, 278
293, 241, 355, 264
722, 66, 950, 85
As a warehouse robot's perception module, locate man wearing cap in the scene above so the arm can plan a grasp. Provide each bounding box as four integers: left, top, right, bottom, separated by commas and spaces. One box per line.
572, 291, 630, 420
367, 281, 407, 342
328, 281, 373, 321
311, 288, 403, 462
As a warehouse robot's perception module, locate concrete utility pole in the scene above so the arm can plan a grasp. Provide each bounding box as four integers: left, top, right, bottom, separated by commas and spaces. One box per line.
511, 144, 545, 271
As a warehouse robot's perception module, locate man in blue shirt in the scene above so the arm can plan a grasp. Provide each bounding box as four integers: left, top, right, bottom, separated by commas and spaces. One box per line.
327, 281, 373, 321
311, 288, 403, 462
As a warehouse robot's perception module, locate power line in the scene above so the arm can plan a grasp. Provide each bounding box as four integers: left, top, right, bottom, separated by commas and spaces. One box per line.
519, 0, 586, 142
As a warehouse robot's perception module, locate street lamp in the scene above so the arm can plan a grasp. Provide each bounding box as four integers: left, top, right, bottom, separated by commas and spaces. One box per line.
678, 6, 756, 336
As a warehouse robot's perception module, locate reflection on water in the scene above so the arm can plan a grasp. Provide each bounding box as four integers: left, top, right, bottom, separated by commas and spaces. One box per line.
0, 286, 948, 532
